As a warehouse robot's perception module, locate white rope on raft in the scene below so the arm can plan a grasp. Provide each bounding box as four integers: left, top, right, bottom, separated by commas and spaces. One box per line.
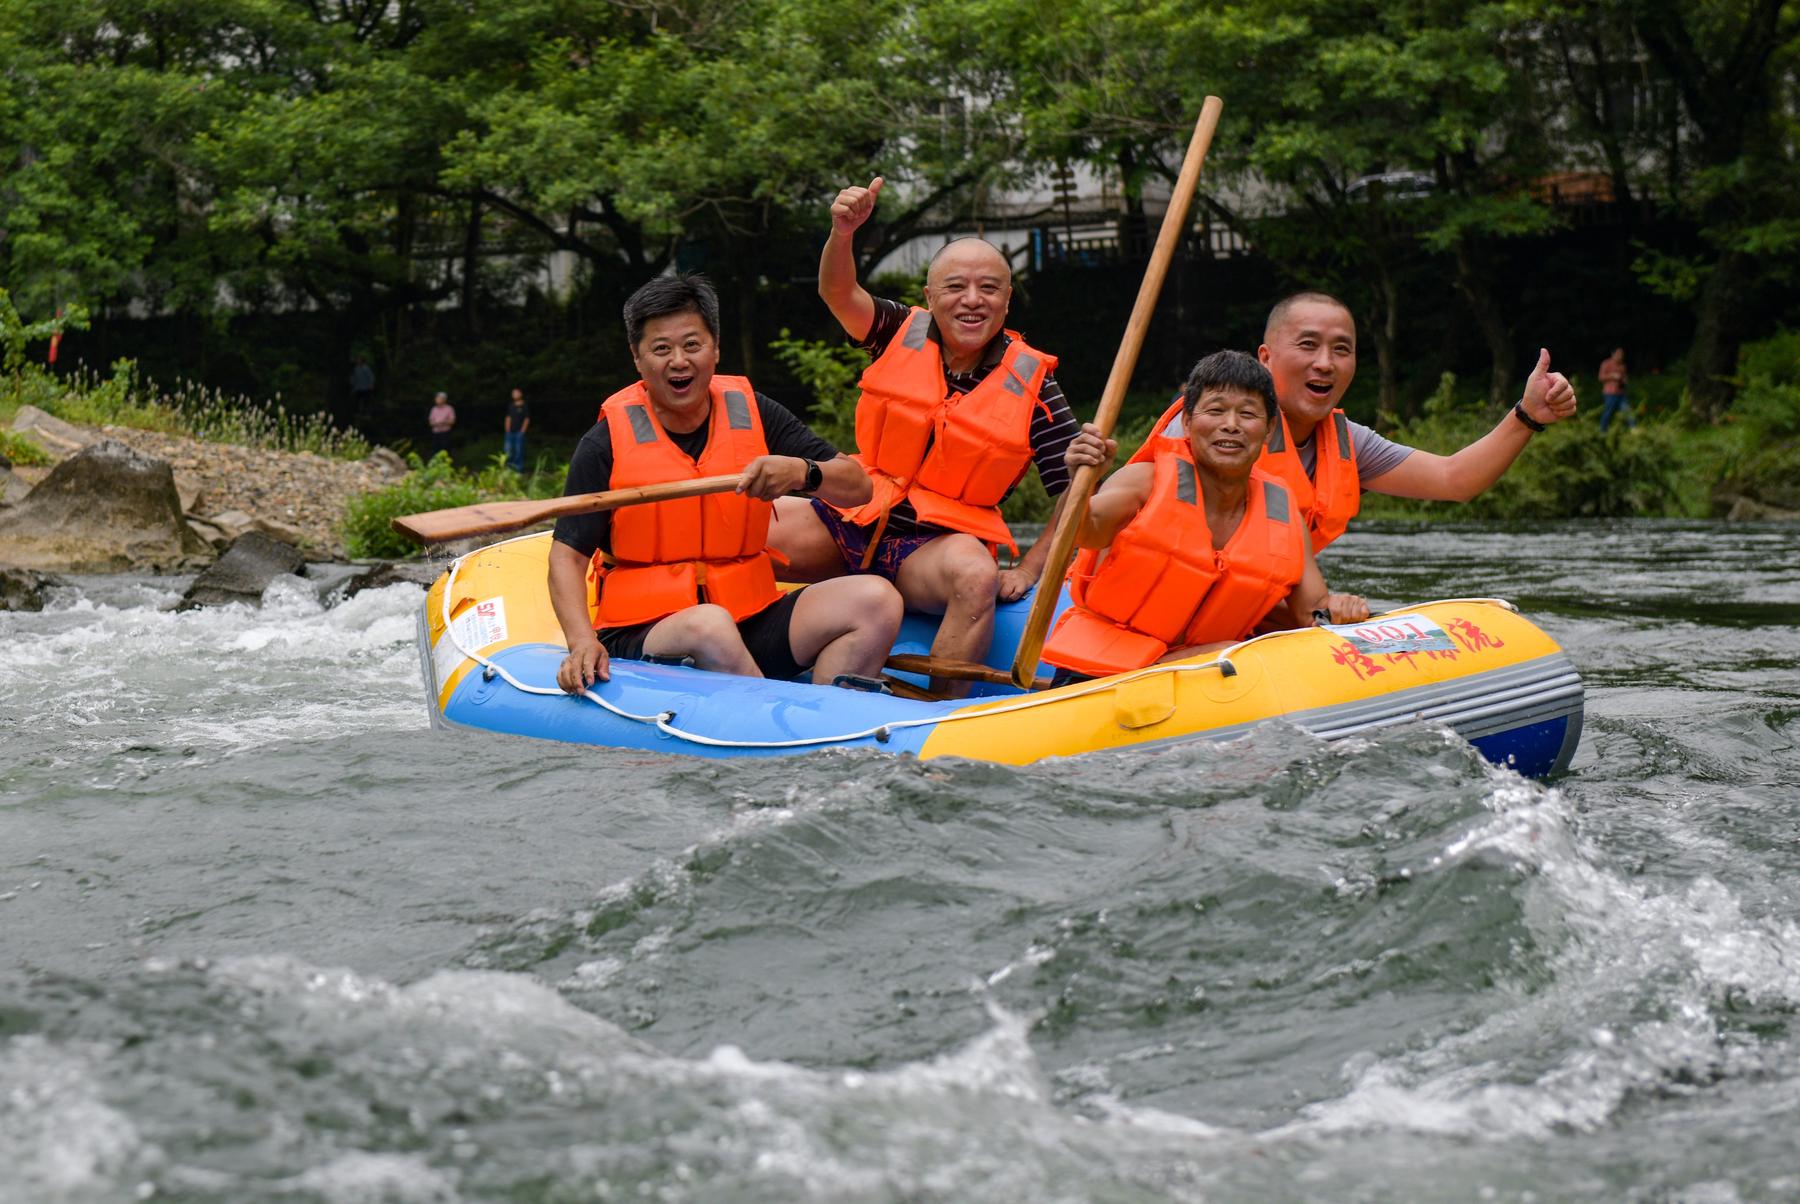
437, 545, 1513, 751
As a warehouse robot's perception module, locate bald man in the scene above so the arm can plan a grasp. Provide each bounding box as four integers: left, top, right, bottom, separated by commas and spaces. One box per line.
1137, 291, 1578, 561
769, 177, 1081, 696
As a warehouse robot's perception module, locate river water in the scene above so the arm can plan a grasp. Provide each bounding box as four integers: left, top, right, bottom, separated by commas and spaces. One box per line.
2, 520, 1797, 1203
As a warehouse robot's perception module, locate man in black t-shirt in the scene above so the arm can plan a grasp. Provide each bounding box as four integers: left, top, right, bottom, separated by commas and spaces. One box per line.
548, 276, 903, 692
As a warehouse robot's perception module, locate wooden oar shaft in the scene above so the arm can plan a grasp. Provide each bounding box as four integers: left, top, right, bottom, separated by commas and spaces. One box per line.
390, 474, 743, 544
1009, 96, 1224, 687
885, 653, 1050, 691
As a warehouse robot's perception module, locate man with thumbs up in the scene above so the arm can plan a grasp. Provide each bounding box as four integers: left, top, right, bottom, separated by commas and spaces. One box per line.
1135, 292, 1578, 566
769, 176, 1083, 697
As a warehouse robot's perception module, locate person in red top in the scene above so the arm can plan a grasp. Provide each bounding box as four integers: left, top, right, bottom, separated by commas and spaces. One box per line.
1131, 293, 1579, 585
1045, 352, 1369, 681
547, 276, 903, 693
1598, 347, 1634, 431
770, 177, 1083, 696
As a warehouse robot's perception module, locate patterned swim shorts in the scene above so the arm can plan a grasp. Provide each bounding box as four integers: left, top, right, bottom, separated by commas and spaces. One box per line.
809, 498, 938, 582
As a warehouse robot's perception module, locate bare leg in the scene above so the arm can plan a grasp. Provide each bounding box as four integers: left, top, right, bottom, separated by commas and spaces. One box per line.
787, 576, 905, 684
893, 533, 999, 697
768, 496, 848, 584
641, 604, 761, 677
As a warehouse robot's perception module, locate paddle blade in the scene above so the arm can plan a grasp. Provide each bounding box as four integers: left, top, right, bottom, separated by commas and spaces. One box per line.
390, 474, 746, 545
390, 497, 569, 544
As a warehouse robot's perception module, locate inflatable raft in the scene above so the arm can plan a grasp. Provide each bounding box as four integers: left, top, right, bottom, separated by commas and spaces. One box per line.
414, 533, 1583, 778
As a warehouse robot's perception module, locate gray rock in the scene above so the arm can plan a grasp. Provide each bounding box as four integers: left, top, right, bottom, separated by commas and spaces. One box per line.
10, 405, 95, 456
1723, 494, 1800, 522
251, 515, 308, 546
204, 508, 256, 537
172, 471, 202, 514
0, 439, 212, 572
0, 565, 59, 612
178, 530, 309, 610
334, 559, 441, 599
186, 516, 233, 551
365, 446, 409, 478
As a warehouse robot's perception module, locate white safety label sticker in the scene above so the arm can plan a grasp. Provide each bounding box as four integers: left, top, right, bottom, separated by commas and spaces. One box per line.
1321, 613, 1457, 655
433, 597, 508, 687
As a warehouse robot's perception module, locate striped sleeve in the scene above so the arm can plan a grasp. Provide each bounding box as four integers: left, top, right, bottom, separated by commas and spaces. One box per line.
1027, 371, 1080, 496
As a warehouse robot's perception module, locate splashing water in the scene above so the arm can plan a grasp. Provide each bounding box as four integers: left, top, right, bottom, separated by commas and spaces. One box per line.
2, 520, 1798, 1202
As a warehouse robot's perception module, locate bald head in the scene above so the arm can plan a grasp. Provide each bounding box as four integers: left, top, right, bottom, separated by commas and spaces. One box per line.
1264, 291, 1354, 344
922, 237, 1012, 368
926, 237, 1011, 287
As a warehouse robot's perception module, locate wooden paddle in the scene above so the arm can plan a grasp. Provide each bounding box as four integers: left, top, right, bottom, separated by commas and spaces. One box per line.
885, 654, 1051, 691
1008, 95, 1225, 687
390, 474, 743, 544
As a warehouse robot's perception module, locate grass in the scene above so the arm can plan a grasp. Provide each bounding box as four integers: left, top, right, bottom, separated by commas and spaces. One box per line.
2, 359, 371, 460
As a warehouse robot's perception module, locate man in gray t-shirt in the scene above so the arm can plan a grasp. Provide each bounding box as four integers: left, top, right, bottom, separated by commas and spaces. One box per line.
1255, 291, 1576, 504
1156, 293, 1577, 518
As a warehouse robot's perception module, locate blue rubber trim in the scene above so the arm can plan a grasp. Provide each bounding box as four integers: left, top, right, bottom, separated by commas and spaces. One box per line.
442, 644, 950, 758
1468, 715, 1576, 779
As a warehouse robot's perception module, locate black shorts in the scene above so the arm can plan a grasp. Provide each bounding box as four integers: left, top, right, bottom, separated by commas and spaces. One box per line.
597, 590, 807, 680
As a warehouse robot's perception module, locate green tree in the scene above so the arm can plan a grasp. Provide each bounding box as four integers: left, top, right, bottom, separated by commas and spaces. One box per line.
1627, 0, 1800, 420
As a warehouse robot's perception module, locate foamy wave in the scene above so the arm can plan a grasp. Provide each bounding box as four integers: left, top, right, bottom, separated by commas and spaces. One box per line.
0, 1036, 151, 1199
1, 579, 428, 762
1276, 773, 1800, 1143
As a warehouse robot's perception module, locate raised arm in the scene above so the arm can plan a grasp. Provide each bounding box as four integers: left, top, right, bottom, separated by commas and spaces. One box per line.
819, 177, 883, 342
1363, 348, 1577, 503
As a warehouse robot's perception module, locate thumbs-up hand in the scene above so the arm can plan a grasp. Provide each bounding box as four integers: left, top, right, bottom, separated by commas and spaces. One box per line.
1520, 348, 1577, 425
830, 176, 884, 235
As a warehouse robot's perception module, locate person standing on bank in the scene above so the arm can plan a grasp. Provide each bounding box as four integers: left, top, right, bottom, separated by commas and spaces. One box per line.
548, 275, 903, 694
1044, 352, 1367, 682
427, 391, 456, 460
503, 386, 531, 472
1598, 347, 1634, 432
348, 354, 375, 420
768, 176, 1083, 697
1133, 292, 1578, 566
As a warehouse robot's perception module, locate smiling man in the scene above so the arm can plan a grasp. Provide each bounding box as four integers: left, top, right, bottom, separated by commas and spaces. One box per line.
547, 275, 903, 694
1134, 292, 1579, 558
767, 176, 1082, 696
1041, 351, 1366, 682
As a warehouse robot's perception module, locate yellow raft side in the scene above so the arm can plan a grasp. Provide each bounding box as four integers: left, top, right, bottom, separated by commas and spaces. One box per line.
917, 600, 1561, 764
424, 533, 569, 712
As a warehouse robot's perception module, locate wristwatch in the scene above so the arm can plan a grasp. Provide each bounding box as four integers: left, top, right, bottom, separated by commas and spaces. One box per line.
1512, 401, 1547, 433
800, 457, 823, 494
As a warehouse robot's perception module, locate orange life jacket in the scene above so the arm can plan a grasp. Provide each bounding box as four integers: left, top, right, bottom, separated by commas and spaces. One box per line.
1042, 444, 1306, 678
836, 306, 1055, 554
1130, 397, 1360, 552
589, 376, 783, 630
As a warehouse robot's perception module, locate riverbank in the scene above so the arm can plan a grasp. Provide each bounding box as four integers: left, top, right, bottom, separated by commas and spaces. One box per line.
3, 406, 406, 562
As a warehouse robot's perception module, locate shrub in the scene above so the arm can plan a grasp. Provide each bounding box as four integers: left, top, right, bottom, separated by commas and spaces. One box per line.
1359, 371, 1695, 519
0, 428, 53, 466
769, 330, 863, 450
340, 452, 563, 559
